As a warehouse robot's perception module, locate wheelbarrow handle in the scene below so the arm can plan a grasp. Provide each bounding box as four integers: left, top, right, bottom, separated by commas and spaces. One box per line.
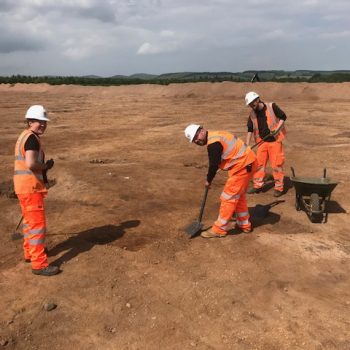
290, 167, 296, 178
198, 187, 209, 222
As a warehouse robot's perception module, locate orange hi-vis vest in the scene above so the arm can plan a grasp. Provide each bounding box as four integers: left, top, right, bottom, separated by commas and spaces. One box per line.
207, 131, 256, 173
14, 130, 47, 195
249, 102, 286, 143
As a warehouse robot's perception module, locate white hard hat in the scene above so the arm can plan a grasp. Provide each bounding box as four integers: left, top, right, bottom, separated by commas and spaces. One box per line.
245, 91, 259, 106
184, 124, 201, 142
25, 105, 50, 121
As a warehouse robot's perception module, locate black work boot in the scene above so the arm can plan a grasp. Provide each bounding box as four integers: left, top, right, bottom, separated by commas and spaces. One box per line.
273, 190, 284, 197
32, 265, 59, 276
247, 187, 262, 194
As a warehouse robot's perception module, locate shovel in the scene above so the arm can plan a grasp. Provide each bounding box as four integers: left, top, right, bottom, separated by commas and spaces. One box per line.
250, 132, 275, 150
11, 216, 23, 241
185, 187, 209, 238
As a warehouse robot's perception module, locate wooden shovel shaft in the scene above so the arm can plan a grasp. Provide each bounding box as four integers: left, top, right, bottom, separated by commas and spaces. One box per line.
198, 187, 209, 223
15, 216, 23, 232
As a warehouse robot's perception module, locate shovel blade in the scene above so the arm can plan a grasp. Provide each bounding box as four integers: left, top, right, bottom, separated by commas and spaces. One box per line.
11, 232, 22, 241
185, 220, 203, 238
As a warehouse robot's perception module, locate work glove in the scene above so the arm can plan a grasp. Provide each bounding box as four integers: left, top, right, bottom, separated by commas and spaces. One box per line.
45, 158, 54, 170
270, 129, 279, 137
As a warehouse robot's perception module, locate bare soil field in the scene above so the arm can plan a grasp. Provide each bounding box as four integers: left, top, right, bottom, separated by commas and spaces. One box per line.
0, 82, 349, 349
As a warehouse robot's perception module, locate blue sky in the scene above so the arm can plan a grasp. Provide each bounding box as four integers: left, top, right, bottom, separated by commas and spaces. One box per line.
0, 0, 349, 76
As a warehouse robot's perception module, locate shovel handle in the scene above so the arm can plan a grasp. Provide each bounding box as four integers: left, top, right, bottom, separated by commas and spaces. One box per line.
198, 187, 209, 222
250, 133, 273, 150
15, 216, 24, 231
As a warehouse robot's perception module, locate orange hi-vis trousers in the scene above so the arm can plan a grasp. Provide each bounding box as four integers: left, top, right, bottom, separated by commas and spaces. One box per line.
17, 192, 48, 270
212, 160, 257, 235
253, 141, 285, 192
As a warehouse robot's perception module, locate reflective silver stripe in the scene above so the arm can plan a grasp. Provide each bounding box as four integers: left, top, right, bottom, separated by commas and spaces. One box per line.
14, 170, 43, 180
222, 137, 238, 159
219, 223, 229, 230
217, 216, 229, 225
15, 155, 25, 160
221, 191, 240, 200
28, 228, 46, 235
29, 238, 45, 245
236, 211, 249, 218
237, 219, 249, 225
14, 170, 33, 175
24, 232, 30, 238
217, 216, 229, 229
208, 135, 238, 160
223, 144, 247, 170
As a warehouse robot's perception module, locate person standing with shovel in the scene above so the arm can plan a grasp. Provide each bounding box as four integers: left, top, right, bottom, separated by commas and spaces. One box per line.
13, 105, 58, 276
184, 124, 257, 238
245, 92, 287, 197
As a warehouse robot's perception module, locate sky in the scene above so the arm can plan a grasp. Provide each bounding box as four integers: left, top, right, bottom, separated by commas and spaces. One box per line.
0, 0, 350, 76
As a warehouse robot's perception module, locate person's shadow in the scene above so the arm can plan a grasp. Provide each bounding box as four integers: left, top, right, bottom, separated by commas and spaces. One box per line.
48, 220, 140, 267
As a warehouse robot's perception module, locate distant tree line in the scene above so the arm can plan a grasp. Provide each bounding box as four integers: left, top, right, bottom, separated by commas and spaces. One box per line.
1, 73, 350, 86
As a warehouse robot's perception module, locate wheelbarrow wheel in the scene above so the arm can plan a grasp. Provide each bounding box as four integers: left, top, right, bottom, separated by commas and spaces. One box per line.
310, 193, 320, 212
310, 193, 322, 223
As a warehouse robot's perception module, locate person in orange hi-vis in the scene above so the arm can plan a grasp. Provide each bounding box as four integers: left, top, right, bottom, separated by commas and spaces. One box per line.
14, 105, 59, 276
244, 92, 287, 197
184, 124, 257, 238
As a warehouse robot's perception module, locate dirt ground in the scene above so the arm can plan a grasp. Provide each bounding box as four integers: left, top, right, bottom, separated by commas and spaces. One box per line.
0, 82, 349, 349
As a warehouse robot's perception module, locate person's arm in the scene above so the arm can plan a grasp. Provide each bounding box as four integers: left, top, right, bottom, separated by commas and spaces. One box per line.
246, 117, 253, 145
206, 142, 223, 187
271, 103, 286, 135
24, 135, 47, 171
25, 150, 48, 171
272, 103, 287, 121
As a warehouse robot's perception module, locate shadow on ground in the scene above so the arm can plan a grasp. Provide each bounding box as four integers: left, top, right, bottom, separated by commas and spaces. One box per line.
48, 220, 140, 267
249, 200, 284, 228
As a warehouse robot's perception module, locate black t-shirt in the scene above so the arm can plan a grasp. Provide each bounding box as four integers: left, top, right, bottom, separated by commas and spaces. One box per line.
24, 134, 40, 151
207, 142, 223, 183
247, 102, 287, 142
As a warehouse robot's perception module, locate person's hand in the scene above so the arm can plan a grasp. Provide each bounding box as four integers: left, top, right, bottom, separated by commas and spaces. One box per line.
205, 181, 211, 189
45, 158, 54, 170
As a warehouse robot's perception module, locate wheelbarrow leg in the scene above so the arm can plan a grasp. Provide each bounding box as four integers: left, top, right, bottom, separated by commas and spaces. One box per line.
324, 194, 331, 224
295, 194, 301, 211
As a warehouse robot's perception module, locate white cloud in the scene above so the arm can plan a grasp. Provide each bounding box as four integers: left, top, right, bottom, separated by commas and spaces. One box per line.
320, 30, 350, 39
0, 0, 350, 75
160, 30, 175, 38
137, 42, 161, 54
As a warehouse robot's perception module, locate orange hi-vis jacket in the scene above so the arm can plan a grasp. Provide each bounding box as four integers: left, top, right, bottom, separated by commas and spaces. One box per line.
207, 131, 256, 173
14, 130, 47, 195
249, 102, 286, 143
